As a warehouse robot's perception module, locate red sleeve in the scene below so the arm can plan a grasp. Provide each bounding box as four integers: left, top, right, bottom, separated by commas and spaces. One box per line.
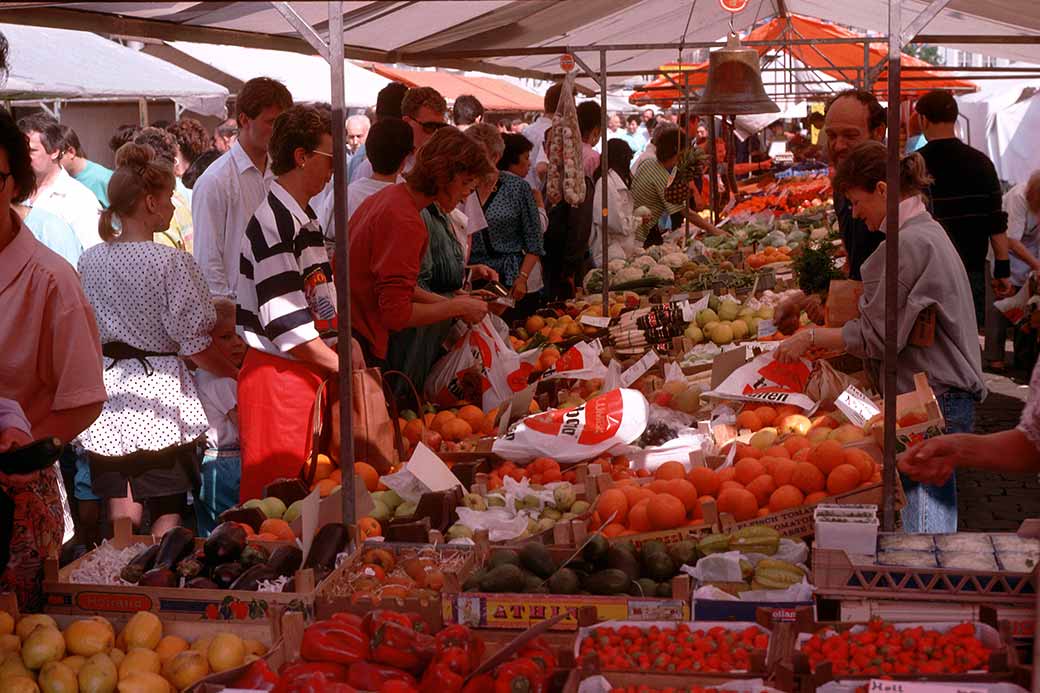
372, 206, 426, 331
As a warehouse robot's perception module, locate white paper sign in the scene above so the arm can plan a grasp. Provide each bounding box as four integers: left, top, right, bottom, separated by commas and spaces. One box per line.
866, 681, 987, 693
835, 385, 881, 428
670, 292, 689, 303
757, 318, 777, 338
299, 488, 322, 565
580, 314, 611, 328
620, 350, 660, 387
405, 442, 463, 493
690, 294, 710, 314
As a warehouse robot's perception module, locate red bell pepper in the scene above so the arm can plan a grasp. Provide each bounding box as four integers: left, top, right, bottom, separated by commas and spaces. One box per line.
493, 658, 545, 693
232, 659, 279, 690
461, 674, 494, 693
278, 661, 351, 682
301, 620, 371, 665
369, 620, 436, 673
363, 609, 415, 633
435, 626, 484, 673
274, 673, 357, 693
347, 661, 417, 691
331, 612, 365, 628
518, 639, 556, 678
380, 681, 419, 693
418, 661, 465, 693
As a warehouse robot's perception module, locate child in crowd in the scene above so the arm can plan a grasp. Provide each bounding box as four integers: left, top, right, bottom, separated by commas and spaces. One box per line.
193, 298, 246, 535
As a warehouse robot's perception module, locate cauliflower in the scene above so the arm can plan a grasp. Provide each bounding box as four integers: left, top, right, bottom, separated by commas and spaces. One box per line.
607, 258, 628, 273
647, 264, 674, 281
660, 252, 688, 269
660, 242, 682, 256
632, 255, 656, 270
646, 245, 665, 261
615, 266, 645, 284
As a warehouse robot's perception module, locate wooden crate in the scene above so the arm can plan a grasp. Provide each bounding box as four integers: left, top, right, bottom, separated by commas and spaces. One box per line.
560, 669, 785, 693
43, 520, 321, 623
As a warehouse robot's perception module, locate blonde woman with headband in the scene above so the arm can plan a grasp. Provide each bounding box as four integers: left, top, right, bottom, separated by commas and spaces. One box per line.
774, 140, 984, 534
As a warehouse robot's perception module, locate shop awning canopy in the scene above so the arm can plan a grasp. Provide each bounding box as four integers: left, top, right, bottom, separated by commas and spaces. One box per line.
629, 14, 977, 107
2, 1, 1037, 92
0, 22, 228, 116
360, 63, 543, 112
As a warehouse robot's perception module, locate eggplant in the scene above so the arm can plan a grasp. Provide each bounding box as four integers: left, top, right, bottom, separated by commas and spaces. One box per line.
267, 545, 303, 577
186, 577, 219, 589
154, 527, 196, 569
239, 544, 271, 568
304, 524, 350, 572
203, 522, 247, 565
230, 564, 279, 591
211, 562, 245, 589
262, 478, 309, 507
120, 544, 160, 584
138, 567, 177, 587
176, 557, 204, 580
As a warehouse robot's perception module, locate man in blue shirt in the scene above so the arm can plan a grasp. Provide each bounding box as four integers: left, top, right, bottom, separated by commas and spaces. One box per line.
15, 203, 82, 267
617, 115, 645, 156
59, 125, 113, 208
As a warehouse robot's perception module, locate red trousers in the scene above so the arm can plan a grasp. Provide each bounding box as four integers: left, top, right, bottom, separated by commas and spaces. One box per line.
237, 348, 324, 502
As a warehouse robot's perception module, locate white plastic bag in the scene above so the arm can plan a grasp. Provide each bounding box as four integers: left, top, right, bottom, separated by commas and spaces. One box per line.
704, 351, 817, 412
539, 340, 607, 382
994, 275, 1034, 324
492, 388, 649, 463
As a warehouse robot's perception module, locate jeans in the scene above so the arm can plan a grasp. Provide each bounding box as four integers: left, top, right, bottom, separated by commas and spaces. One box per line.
195, 449, 241, 537
899, 390, 976, 533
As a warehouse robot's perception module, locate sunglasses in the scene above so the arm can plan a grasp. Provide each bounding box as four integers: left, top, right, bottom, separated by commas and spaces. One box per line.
407, 116, 449, 134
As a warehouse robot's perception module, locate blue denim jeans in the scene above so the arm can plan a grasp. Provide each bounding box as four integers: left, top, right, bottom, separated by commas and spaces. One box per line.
899, 390, 976, 533
194, 449, 241, 537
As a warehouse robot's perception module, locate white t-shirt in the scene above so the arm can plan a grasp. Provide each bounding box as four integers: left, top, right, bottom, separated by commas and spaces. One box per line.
523, 115, 553, 190
194, 370, 239, 450
30, 168, 102, 249
191, 141, 274, 298
314, 177, 396, 242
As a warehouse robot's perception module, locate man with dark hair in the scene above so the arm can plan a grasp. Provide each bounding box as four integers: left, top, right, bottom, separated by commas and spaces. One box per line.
915, 89, 1011, 328
18, 113, 101, 249
350, 83, 439, 183
452, 94, 485, 131
576, 100, 603, 179
618, 114, 644, 156
192, 76, 293, 297
58, 124, 113, 208
522, 82, 563, 190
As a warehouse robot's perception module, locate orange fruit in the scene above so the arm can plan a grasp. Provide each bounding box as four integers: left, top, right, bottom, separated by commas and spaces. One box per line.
844, 448, 876, 483
315, 478, 339, 497
809, 440, 846, 475
776, 404, 801, 421
757, 508, 770, 517
259, 518, 295, 540
354, 462, 379, 492
423, 412, 436, 428
717, 488, 759, 521
826, 464, 861, 495
688, 467, 720, 497
602, 523, 627, 538
647, 493, 686, 530
456, 405, 485, 432
720, 479, 746, 494
777, 414, 812, 436
537, 346, 561, 370
717, 467, 737, 484
623, 486, 654, 507
648, 479, 672, 495
869, 471, 882, 484
745, 475, 777, 507
755, 406, 778, 426
596, 489, 629, 526
628, 499, 652, 532
791, 462, 825, 495
482, 410, 499, 435
665, 479, 699, 512
734, 458, 766, 486
793, 447, 810, 462
431, 410, 455, 433
308, 453, 335, 481
253, 532, 279, 541
783, 435, 811, 456
403, 419, 424, 446
736, 410, 763, 432
735, 443, 763, 460
804, 491, 828, 505
811, 414, 840, 430
769, 485, 805, 512
328, 469, 343, 484
654, 461, 687, 481
442, 418, 474, 442
764, 445, 791, 460
771, 458, 797, 486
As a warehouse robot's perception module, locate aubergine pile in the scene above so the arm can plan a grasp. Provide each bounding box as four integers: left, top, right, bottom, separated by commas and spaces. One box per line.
118, 522, 350, 592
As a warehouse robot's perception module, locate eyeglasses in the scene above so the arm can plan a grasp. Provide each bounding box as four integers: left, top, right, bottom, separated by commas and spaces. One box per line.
310, 150, 334, 159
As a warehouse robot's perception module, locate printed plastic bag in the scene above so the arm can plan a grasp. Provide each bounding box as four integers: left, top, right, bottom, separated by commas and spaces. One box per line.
492, 388, 649, 463
545, 71, 586, 207
539, 340, 608, 382
805, 360, 861, 411
703, 351, 817, 412
995, 275, 1034, 324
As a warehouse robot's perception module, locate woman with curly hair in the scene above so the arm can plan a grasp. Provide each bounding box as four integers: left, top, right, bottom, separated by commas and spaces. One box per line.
166, 118, 213, 182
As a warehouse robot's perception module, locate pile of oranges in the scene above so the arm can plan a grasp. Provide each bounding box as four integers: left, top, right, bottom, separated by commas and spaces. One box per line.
400, 405, 497, 446
746, 245, 792, 269
592, 461, 709, 537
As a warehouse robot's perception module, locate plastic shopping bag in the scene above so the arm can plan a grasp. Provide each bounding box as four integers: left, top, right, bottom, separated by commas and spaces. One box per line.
539, 340, 608, 382
995, 275, 1035, 325
703, 351, 817, 412
492, 388, 649, 463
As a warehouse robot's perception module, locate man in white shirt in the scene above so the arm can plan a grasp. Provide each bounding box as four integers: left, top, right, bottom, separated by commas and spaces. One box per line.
191, 77, 292, 298
18, 114, 101, 249
522, 82, 563, 191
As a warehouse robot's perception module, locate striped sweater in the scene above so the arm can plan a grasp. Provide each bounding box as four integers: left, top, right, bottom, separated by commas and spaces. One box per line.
236, 181, 337, 358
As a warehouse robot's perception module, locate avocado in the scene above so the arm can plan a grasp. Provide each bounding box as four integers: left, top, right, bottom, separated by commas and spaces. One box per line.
584, 568, 632, 595
613, 540, 637, 557
644, 552, 677, 581
667, 540, 698, 568
489, 549, 520, 569
605, 546, 641, 581
462, 568, 487, 591
522, 571, 544, 591
479, 564, 525, 593
547, 568, 580, 595
656, 581, 674, 597
561, 558, 593, 575
641, 540, 667, 558
633, 578, 657, 597
582, 534, 610, 565
519, 542, 555, 579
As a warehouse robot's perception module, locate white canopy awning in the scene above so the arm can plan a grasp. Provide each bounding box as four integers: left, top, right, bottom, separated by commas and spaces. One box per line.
0, 22, 229, 116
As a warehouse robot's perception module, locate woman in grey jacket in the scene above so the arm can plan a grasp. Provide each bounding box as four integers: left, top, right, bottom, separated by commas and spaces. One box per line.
776, 140, 984, 534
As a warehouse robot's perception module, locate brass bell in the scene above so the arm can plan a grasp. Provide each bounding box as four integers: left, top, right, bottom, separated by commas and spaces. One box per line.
690, 32, 780, 115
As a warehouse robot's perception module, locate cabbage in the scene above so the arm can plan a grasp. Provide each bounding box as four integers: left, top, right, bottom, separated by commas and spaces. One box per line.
583, 268, 604, 292
787, 228, 807, 243
607, 258, 627, 273
615, 266, 645, 284
646, 245, 665, 261
660, 252, 688, 269
762, 230, 787, 248
647, 264, 675, 281
632, 255, 656, 269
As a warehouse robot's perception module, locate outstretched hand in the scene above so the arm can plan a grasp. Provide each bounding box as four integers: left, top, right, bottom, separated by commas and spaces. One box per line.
897, 434, 973, 486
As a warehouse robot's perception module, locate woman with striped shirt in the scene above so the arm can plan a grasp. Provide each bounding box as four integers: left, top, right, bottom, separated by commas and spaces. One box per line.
235, 105, 364, 502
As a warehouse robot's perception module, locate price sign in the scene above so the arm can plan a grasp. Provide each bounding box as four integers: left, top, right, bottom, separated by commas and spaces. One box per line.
560, 53, 575, 72
835, 385, 882, 428
580, 314, 611, 328
620, 350, 660, 388
757, 319, 777, 338
719, 0, 749, 12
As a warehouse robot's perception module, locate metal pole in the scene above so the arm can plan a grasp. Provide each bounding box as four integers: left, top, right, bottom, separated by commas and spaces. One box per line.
882, 0, 901, 533
863, 41, 871, 90
599, 49, 610, 317
328, 0, 356, 526
707, 116, 719, 224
